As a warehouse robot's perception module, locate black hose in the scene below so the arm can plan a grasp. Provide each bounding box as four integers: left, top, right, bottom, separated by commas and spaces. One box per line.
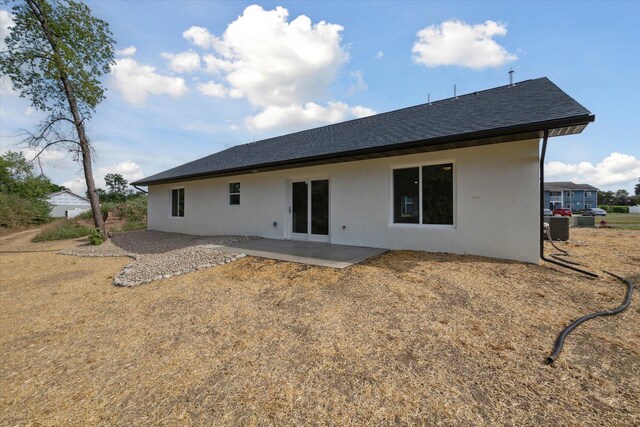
539, 129, 633, 364
545, 223, 584, 266
539, 129, 598, 279
546, 271, 634, 364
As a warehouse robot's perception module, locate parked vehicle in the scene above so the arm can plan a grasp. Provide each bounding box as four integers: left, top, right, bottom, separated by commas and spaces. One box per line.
543, 208, 553, 216
553, 208, 573, 216
582, 207, 607, 216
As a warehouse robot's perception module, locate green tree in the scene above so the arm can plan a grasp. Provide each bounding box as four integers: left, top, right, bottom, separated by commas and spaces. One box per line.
635, 178, 639, 196
104, 173, 128, 194
0, 151, 55, 227
0, 0, 115, 237
614, 189, 630, 205
0, 151, 57, 198
597, 190, 614, 206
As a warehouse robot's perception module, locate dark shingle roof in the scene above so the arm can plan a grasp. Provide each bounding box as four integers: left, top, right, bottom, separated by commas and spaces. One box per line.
134, 77, 594, 186
544, 182, 599, 191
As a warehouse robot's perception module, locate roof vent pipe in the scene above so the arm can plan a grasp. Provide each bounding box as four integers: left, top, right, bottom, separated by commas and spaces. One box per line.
509, 68, 514, 86
428, 93, 431, 105
454, 84, 457, 99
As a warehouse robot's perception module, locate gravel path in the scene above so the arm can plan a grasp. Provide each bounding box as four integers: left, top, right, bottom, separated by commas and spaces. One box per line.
60, 230, 254, 286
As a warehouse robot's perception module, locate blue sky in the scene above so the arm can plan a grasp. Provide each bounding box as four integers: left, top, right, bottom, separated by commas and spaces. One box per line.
1, 0, 639, 193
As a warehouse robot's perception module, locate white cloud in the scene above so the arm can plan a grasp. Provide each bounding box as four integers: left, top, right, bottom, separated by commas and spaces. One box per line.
181, 5, 373, 131
183, 25, 219, 50
63, 160, 145, 195
375, 50, 384, 59
0, 9, 14, 51
115, 45, 137, 57
0, 76, 16, 96
202, 54, 234, 74
545, 152, 640, 191
1, 11, 17, 97
198, 80, 227, 97
412, 19, 517, 69
348, 70, 367, 95
161, 50, 201, 73
111, 57, 188, 104
185, 5, 348, 107
20, 147, 66, 165
246, 101, 375, 131
97, 160, 145, 184
61, 175, 87, 196
350, 105, 376, 118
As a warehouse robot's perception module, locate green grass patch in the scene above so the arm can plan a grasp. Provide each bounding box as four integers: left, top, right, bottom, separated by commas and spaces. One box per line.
32, 220, 92, 242
600, 213, 640, 229
121, 220, 146, 231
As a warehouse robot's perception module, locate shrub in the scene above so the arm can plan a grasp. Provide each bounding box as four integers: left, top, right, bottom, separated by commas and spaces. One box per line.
0, 192, 51, 228
88, 227, 104, 245
76, 209, 94, 221
117, 195, 147, 223
598, 205, 629, 214
32, 220, 92, 242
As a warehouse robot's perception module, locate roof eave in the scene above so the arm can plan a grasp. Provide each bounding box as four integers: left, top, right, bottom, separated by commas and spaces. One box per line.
133, 113, 594, 186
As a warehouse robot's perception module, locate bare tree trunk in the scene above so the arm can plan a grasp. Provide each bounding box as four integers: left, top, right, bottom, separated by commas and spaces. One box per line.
76, 120, 105, 236
26, 0, 106, 237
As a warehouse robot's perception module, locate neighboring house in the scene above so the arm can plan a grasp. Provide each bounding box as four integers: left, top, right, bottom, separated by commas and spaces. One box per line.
46, 190, 91, 218
133, 78, 594, 263
544, 182, 599, 211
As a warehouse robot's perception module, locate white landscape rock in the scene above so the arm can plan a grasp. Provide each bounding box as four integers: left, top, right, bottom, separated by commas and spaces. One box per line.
59, 230, 253, 287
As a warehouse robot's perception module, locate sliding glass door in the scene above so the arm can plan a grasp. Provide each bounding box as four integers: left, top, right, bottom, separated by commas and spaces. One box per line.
290, 179, 329, 241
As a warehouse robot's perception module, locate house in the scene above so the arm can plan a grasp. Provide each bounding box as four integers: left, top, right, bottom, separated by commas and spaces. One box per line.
132, 78, 594, 263
544, 182, 599, 211
46, 190, 91, 218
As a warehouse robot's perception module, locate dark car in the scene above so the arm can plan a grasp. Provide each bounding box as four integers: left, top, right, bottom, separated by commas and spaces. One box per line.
553, 208, 573, 217
582, 208, 606, 216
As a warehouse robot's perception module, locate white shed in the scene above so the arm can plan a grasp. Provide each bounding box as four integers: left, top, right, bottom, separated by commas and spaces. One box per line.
46, 190, 91, 218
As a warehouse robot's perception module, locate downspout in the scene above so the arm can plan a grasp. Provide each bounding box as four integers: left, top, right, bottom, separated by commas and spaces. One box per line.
133, 185, 148, 194
539, 129, 634, 364
539, 129, 598, 278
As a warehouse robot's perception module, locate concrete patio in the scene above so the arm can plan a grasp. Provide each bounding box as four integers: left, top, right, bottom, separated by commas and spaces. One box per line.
207, 238, 387, 268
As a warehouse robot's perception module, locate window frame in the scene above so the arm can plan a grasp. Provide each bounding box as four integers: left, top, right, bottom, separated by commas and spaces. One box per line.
228, 181, 240, 206
585, 191, 592, 198
170, 187, 185, 218
389, 160, 456, 229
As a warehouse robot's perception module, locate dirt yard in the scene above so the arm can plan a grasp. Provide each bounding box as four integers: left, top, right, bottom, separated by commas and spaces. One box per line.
1, 228, 638, 425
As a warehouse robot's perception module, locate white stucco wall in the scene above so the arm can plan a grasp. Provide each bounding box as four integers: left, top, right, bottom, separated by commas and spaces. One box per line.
148, 139, 540, 263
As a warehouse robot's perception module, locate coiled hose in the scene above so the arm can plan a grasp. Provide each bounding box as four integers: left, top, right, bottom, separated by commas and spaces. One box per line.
546, 270, 634, 364
544, 222, 582, 267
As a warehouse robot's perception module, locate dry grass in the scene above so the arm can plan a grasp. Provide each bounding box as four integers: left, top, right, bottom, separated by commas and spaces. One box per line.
1, 228, 638, 425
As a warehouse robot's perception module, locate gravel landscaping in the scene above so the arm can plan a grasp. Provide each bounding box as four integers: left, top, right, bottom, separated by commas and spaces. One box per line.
59, 230, 254, 286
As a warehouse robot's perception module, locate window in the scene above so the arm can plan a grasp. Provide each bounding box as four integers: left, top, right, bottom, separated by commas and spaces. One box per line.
393, 163, 454, 225
585, 192, 592, 198
393, 168, 419, 223
229, 182, 240, 205
567, 191, 574, 197
585, 204, 592, 210
171, 188, 184, 217
566, 203, 573, 209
